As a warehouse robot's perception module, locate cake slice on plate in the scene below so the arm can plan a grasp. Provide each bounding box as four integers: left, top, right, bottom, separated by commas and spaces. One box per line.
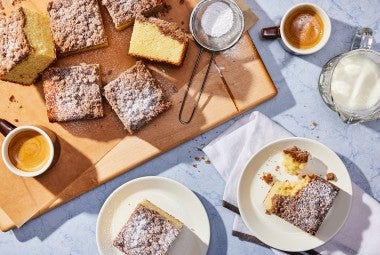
42, 64, 104, 122
129, 15, 189, 66
0, 7, 56, 85
47, 0, 108, 55
103, 61, 171, 134
264, 175, 339, 235
113, 199, 183, 255
101, 0, 165, 31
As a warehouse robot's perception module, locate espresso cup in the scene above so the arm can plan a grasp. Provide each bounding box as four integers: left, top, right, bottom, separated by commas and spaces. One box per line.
261, 3, 331, 55
0, 119, 57, 177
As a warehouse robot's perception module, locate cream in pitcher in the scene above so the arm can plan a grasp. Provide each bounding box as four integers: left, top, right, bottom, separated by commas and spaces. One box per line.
330, 52, 380, 112
319, 28, 380, 123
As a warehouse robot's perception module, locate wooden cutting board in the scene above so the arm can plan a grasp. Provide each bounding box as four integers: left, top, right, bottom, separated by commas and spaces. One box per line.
0, 0, 276, 231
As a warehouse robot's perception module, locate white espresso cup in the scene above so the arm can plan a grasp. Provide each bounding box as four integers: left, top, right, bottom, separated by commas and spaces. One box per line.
0, 119, 58, 177
261, 3, 331, 55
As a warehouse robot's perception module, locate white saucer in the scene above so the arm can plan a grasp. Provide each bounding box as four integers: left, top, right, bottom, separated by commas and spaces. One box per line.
238, 137, 352, 252
96, 176, 210, 255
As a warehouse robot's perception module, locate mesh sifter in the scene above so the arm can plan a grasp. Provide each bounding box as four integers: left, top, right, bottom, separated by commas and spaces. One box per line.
178, 0, 244, 124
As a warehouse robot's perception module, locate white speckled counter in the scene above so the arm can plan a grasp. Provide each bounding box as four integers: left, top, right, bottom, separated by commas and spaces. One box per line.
0, 0, 379, 254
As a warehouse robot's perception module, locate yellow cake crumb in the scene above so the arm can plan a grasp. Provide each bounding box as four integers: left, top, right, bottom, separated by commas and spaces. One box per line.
282, 146, 310, 175
264, 176, 311, 211
2, 7, 56, 84
129, 15, 188, 66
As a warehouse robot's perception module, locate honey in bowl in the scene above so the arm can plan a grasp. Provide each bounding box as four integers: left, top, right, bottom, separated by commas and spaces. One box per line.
8, 130, 50, 172
283, 6, 324, 49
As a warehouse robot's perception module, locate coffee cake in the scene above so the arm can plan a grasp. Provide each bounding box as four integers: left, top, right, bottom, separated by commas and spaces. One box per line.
113, 200, 183, 255
101, 0, 165, 31
0, 7, 56, 85
129, 15, 189, 66
264, 175, 339, 235
103, 61, 171, 134
0, 9, 30, 77
42, 64, 104, 122
47, 0, 108, 55
283, 146, 310, 175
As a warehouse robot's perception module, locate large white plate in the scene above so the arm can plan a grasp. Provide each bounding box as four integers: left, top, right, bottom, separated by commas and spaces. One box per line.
238, 137, 352, 252
96, 176, 210, 255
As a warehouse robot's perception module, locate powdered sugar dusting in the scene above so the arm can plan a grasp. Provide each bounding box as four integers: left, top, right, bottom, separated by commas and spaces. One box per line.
113, 203, 180, 255
270, 176, 339, 235
101, 0, 164, 29
0, 9, 30, 75
47, 0, 107, 55
103, 61, 171, 134
42, 64, 104, 122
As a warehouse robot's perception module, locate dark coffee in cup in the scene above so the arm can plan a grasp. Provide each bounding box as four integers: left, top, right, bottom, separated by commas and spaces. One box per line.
1, 120, 56, 177
283, 6, 324, 49
8, 130, 50, 172
261, 3, 331, 55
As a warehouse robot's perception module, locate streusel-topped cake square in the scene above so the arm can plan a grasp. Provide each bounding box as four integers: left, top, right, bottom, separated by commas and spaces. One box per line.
47, 0, 108, 55
101, 0, 164, 30
113, 200, 183, 255
103, 61, 170, 134
42, 64, 104, 122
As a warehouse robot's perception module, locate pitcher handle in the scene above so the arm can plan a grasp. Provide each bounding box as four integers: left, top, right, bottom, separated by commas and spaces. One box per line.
351, 27, 375, 50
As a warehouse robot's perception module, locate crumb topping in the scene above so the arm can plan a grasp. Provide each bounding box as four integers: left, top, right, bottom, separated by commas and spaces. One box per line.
47, 0, 107, 54
136, 15, 189, 43
113, 203, 180, 255
283, 146, 310, 163
103, 61, 170, 134
269, 175, 339, 235
0, 9, 30, 76
42, 64, 103, 122
12, 0, 25, 6
262, 172, 273, 185
101, 0, 164, 28
326, 172, 336, 181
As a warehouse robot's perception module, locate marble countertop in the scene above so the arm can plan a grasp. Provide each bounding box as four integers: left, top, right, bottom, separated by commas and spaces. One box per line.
1, 0, 379, 254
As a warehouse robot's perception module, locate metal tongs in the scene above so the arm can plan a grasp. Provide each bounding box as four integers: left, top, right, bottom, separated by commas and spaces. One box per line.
178, 0, 244, 124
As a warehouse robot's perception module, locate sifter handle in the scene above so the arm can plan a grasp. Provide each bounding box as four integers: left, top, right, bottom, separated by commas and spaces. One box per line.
179, 49, 215, 124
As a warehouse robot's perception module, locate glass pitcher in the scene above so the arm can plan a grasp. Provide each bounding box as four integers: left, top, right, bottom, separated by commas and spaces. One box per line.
319, 28, 380, 124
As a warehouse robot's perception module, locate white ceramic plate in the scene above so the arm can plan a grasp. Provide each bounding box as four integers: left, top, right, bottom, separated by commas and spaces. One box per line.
238, 137, 352, 252
96, 176, 210, 255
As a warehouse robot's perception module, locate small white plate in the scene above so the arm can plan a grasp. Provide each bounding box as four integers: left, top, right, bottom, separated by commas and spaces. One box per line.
238, 137, 352, 252
96, 176, 210, 255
